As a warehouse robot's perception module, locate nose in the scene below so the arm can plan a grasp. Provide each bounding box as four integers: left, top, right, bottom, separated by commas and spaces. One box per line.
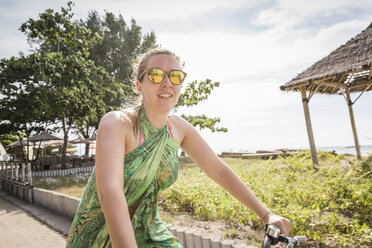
161, 75, 172, 88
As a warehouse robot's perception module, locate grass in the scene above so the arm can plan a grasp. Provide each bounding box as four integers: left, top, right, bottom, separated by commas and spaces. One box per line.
160, 152, 372, 247
55, 185, 86, 197
35, 151, 372, 247
34, 176, 87, 198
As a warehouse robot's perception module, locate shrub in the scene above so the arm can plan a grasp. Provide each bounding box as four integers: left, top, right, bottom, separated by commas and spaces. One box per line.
160, 152, 372, 247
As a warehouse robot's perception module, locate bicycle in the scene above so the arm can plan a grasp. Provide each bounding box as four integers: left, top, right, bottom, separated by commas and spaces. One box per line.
262, 224, 307, 248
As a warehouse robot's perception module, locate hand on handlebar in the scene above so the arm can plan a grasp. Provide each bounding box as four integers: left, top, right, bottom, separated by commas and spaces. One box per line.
263, 213, 291, 236
262, 225, 307, 248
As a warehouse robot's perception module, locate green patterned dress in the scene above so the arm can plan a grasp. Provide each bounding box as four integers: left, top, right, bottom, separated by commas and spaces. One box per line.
66, 107, 182, 247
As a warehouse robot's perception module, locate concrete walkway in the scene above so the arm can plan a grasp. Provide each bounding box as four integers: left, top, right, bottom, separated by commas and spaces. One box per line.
0, 191, 71, 248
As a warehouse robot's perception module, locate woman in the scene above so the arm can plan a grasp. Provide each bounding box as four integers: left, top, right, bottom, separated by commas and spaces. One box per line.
66, 48, 290, 248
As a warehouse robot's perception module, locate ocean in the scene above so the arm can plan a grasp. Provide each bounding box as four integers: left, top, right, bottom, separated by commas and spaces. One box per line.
316, 145, 372, 157
73, 144, 372, 157
230, 145, 372, 157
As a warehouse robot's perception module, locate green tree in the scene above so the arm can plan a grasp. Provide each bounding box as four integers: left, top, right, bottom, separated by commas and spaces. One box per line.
0, 134, 18, 148
72, 10, 156, 154
176, 79, 227, 132
82, 11, 157, 87
4, 2, 127, 168
0, 55, 51, 161
1, 1, 226, 168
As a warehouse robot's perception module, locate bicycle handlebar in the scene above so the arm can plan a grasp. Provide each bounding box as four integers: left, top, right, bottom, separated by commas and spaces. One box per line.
262, 224, 307, 248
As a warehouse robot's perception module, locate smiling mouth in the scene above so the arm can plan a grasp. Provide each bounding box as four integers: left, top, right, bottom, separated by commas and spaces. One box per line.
158, 93, 173, 98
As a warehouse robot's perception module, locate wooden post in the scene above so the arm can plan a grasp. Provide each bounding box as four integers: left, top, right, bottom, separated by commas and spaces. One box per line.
0, 162, 3, 191
6, 162, 9, 178
193, 233, 202, 248
27, 162, 33, 203
27, 162, 32, 185
300, 88, 319, 167
11, 162, 14, 180
185, 230, 195, 248
21, 163, 25, 182
176, 227, 186, 247
345, 89, 362, 160
15, 163, 19, 181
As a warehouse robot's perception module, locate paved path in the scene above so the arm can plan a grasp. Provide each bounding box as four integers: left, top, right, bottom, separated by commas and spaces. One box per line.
0, 197, 67, 248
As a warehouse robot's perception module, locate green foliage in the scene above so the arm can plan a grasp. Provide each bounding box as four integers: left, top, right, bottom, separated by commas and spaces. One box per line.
160, 152, 372, 246
73, 9, 157, 148
0, 134, 18, 152
0, 2, 127, 166
181, 114, 228, 132
82, 10, 157, 87
74, 10, 157, 146
176, 79, 219, 107
359, 154, 372, 176
0, 54, 49, 138
20, 1, 100, 58
175, 79, 227, 132
1, 1, 227, 163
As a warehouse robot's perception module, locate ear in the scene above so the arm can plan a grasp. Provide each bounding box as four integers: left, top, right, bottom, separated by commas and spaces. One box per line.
136, 80, 142, 94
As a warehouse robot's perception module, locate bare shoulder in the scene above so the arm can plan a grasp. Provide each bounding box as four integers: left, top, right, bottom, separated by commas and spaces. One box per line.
168, 114, 196, 144
168, 114, 193, 129
99, 110, 133, 135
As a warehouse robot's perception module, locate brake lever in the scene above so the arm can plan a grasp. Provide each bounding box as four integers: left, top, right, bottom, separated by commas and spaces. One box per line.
282, 235, 307, 248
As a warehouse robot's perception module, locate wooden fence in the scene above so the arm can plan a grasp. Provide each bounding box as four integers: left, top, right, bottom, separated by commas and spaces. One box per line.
0, 162, 33, 202
32, 166, 94, 177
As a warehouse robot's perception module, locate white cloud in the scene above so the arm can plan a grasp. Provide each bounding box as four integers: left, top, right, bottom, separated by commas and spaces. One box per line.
72, 0, 259, 21
157, 17, 370, 88
254, 0, 371, 28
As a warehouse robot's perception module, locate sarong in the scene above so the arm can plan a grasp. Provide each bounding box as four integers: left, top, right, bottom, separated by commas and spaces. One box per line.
66, 106, 182, 247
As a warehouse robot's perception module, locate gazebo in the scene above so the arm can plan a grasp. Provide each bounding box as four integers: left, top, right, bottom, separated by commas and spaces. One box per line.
70, 137, 93, 157
280, 22, 372, 165
28, 133, 62, 160
27, 133, 61, 143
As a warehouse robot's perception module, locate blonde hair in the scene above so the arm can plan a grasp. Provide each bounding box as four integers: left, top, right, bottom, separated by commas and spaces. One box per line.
125, 48, 182, 136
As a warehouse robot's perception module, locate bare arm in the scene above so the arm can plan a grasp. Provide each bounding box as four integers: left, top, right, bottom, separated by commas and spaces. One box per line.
95, 112, 137, 248
179, 118, 290, 235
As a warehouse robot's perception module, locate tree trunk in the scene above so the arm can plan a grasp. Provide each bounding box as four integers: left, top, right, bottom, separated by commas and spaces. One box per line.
17, 133, 26, 161
26, 134, 30, 162
61, 118, 68, 169
83, 127, 90, 156
85, 143, 89, 157
36, 141, 42, 160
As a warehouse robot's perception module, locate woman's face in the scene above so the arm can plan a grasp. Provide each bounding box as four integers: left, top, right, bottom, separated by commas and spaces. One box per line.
136, 54, 182, 114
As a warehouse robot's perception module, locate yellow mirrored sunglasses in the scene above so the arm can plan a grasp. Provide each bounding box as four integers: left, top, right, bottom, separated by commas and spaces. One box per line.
140, 68, 187, 85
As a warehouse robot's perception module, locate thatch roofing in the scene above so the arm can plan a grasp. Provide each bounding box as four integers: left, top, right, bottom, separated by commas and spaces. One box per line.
27, 133, 62, 142
280, 22, 372, 94
70, 138, 93, 144
7, 140, 29, 147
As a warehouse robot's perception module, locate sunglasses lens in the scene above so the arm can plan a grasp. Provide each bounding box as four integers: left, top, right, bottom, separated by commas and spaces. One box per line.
148, 68, 164, 83
169, 70, 185, 85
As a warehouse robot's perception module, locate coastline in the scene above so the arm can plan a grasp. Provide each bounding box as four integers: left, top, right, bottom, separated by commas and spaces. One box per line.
222, 145, 372, 157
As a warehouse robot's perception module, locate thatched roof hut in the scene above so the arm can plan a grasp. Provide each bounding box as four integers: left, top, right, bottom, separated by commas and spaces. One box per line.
281, 22, 372, 94
280, 22, 372, 165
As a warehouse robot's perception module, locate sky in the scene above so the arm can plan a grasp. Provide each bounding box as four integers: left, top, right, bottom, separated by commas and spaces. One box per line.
0, 0, 371, 154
